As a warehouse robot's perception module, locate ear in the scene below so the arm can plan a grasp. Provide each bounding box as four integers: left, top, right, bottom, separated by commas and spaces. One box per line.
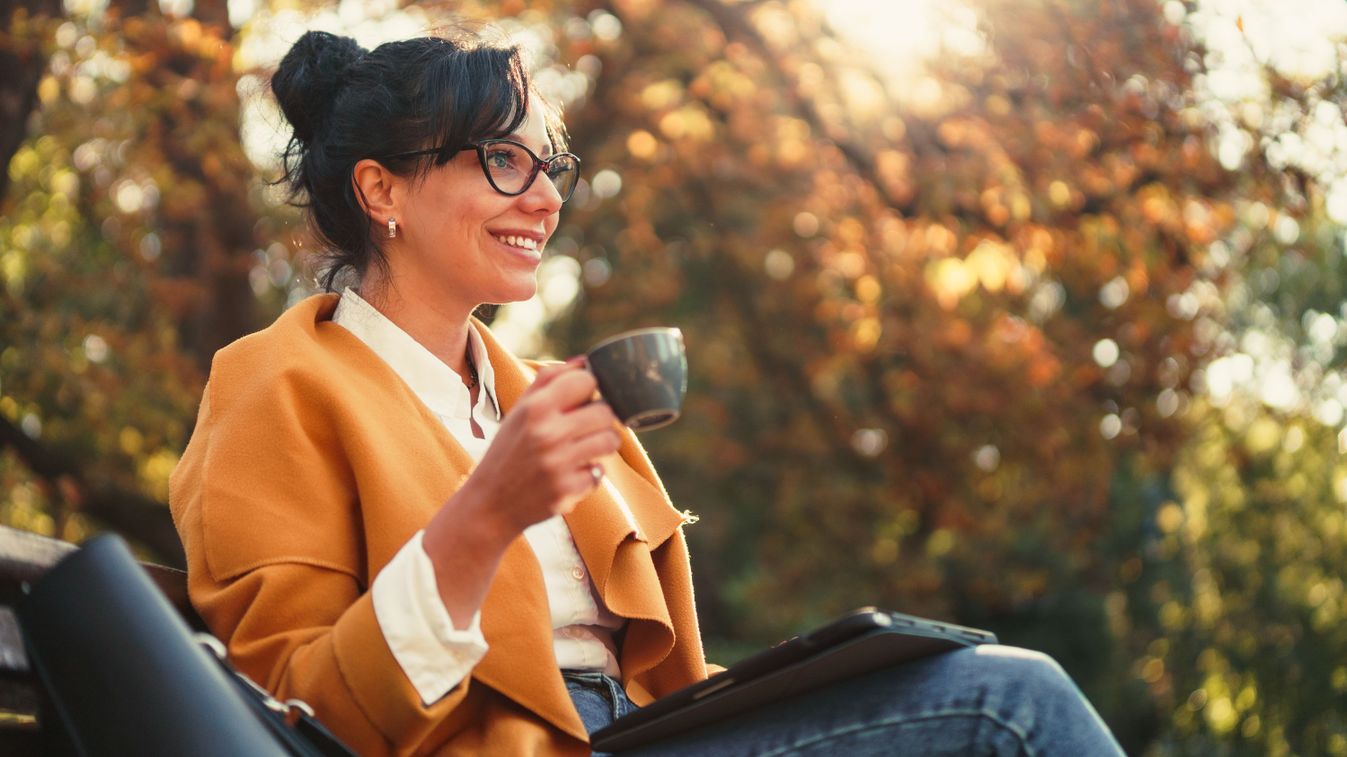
351, 158, 402, 226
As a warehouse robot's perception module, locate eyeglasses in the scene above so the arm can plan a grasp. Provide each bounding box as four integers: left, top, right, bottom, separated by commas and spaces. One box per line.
379, 139, 582, 203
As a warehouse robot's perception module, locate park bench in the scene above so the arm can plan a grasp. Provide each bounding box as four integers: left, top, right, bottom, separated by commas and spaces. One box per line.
0, 524, 201, 752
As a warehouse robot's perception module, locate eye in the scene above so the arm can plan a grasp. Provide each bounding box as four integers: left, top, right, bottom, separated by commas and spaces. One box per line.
484, 143, 533, 175
546, 155, 576, 179
485, 149, 515, 170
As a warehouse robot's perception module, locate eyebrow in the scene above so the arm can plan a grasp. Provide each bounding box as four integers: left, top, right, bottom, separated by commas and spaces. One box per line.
510, 133, 552, 159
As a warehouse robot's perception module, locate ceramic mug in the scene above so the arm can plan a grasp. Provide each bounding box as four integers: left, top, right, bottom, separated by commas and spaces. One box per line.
586, 328, 687, 431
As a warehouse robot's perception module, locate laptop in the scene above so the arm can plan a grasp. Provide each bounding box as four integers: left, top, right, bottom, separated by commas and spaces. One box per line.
590, 607, 997, 752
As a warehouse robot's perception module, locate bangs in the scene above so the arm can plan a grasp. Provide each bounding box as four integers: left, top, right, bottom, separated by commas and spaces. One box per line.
537, 95, 570, 153
415, 42, 530, 177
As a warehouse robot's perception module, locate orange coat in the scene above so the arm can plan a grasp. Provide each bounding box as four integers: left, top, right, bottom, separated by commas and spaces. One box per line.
169, 294, 715, 755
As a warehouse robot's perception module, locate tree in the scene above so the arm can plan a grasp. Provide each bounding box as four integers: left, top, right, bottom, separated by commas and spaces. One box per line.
0, 0, 293, 562
554, 0, 1213, 639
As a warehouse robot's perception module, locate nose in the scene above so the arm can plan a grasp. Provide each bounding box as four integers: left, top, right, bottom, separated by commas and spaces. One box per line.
520, 169, 564, 215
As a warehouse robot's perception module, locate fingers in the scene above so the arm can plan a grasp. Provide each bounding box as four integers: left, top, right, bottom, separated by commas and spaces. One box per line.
529, 368, 604, 414
565, 399, 620, 432
556, 461, 607, 511
529, 356, 587, 391
486, 358, 622, 522
580, 463, 605, 493
533, 420, 620, 481
568, 426, 623, 465
509, 373, 614, 446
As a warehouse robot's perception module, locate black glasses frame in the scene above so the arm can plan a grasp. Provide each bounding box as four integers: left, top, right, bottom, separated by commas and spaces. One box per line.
377, 139, 581, 202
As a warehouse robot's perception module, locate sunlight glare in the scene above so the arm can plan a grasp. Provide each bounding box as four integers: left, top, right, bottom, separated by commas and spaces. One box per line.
814, 0, 983, 94
1192, 0, 1347, 87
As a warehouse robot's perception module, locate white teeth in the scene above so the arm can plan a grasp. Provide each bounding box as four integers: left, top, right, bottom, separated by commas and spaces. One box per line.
494, 234, 538, 251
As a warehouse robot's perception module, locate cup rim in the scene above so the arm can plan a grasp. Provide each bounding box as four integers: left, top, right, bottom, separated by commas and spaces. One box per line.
625, 407, 681, 431
586, 327, 684, 355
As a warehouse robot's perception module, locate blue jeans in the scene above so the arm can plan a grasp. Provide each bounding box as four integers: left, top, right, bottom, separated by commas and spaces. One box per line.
564, 645, 1124, 755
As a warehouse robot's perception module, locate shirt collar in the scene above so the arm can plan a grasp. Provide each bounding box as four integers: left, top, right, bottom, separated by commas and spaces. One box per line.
331, 287, 500, 421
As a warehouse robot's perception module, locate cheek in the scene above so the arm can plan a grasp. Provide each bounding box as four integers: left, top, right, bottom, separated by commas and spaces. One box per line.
464, 193, 515, 224
422, 170, 494, 230
433, 200, 489, 242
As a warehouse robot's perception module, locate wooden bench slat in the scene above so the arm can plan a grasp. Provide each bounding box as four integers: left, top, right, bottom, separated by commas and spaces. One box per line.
0, 528, 77, 599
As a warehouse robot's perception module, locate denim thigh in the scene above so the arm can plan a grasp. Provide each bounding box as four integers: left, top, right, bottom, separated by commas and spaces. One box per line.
580, 646, 1122, 757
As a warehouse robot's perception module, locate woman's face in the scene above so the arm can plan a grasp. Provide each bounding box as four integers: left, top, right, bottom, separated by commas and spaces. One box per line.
391, 98, 563, 313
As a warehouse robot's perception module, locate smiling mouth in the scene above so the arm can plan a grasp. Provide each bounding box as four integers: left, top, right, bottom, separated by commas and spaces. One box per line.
491, 233, 540, 252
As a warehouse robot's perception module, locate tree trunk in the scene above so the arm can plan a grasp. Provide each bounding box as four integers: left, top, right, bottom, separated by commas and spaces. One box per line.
0, 0, 62, 203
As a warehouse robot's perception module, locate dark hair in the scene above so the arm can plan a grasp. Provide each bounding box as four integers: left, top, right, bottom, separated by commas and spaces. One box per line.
271, 28, 567, 290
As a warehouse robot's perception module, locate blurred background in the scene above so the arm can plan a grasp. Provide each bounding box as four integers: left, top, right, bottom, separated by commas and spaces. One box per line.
3, 0, 1347, 752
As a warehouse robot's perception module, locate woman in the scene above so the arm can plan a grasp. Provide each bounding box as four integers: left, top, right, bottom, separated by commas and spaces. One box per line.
169, 28, 1124, 756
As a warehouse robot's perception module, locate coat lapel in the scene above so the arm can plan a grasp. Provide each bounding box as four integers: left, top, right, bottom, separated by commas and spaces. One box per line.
562, 462, 677, 681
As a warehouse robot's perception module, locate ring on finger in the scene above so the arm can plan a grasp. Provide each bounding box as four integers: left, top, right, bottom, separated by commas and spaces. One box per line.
588, 463, 604, 488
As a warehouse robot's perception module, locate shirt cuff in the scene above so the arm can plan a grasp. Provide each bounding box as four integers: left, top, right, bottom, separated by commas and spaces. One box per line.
371, 530, 489, 706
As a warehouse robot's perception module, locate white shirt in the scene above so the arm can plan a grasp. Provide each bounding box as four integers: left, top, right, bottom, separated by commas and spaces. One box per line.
333, 289, 623, 706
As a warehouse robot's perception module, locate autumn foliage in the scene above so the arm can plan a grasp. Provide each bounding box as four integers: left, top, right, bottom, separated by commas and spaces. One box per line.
3, 0, 1346, 753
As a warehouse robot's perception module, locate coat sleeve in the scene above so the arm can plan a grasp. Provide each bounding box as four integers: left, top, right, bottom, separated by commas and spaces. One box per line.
169, 365, 474, 755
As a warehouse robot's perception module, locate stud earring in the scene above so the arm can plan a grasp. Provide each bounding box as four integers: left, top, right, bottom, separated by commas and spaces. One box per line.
387, 217, 397, 239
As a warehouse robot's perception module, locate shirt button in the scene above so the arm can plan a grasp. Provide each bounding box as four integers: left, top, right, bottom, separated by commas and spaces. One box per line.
571, 565, 587, 581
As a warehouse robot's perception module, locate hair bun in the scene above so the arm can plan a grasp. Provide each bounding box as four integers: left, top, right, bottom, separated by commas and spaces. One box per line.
272, 31, 366, 145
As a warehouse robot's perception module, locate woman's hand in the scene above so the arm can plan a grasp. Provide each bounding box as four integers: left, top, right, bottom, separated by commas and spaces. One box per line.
421, 359, 621, 626
460, 359, 622, 535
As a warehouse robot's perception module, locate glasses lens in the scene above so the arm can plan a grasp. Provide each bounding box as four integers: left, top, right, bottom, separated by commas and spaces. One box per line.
546, 156, 580, 202
481, 142, 532, 194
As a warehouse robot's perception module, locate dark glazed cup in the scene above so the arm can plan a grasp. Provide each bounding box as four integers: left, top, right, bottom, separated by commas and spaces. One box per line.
586, 328, 687, 431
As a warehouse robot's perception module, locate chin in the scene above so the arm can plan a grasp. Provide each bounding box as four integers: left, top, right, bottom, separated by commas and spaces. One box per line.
489, 278, 539, 306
